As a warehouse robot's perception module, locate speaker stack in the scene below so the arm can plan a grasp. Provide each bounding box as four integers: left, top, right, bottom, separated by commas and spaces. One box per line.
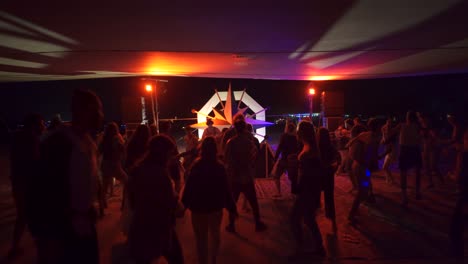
321, 90, 344, 131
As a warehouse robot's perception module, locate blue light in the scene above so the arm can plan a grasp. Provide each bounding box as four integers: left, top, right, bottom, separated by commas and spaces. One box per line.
362, 181, 370, 187
365, 169, 371, 177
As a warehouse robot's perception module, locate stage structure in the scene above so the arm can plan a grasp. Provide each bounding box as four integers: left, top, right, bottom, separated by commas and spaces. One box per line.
190, 84, 273, 142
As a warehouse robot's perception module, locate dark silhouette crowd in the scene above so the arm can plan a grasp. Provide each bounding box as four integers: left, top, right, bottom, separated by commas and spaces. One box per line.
3, 88, 468, 263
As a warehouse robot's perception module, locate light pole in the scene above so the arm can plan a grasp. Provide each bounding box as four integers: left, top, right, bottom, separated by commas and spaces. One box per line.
143, 78, 168, 134
308, 87, 315, 125
145, 84, 157, 129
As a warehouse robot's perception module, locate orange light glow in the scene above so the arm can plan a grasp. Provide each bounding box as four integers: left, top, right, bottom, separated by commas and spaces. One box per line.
309, 76, 337, 81
145, 84, 153, 92
309, 88, 316, 95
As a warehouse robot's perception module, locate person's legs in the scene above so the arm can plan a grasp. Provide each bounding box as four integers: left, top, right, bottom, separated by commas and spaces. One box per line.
36, 238, 64, 264
287, 154, 299, 195
400, 169, 408, 205
243, 183, 267, 231
348, 187, 367, 221
65, 225, 99, 264
323, 168, 336, 230
430, 149, 444, 184
10, 189, 26, 255
415, 167, 422, 199
423, 151, 433, 188
227, 183, 241, 231
383, 154, 394, 184
336, 150, 347, 175
191, 212, 209, 264
163, 229, 184, 264
290, 198, 304, 251
303, 207, 325, 255
449, 196, 465, 258
207, 210, 223, 264
367, 170, 376, 204
102, 176, 112, 199
348, 161, 358, 191
274, 160, 286, 196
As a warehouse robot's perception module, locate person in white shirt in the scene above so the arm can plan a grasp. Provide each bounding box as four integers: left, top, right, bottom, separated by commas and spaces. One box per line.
202, 119, 221, 140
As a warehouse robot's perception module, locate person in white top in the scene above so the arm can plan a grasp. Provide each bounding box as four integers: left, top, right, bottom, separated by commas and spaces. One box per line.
202, 119, 221, 140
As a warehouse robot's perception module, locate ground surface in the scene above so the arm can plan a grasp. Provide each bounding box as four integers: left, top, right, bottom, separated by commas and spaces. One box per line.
0, 147, 467, 264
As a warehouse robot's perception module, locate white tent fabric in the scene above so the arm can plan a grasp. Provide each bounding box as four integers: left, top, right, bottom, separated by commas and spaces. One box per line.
1, 0, 468, 82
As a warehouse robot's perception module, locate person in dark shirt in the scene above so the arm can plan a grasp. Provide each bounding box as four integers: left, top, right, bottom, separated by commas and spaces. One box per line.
182, 136, 237, 264
273, 122, 299, 196
128, 135, 184, 264
30, 90, 103, 264
224, 119, 267, 233
317, 127, 339, 232
290, 120, 326, 259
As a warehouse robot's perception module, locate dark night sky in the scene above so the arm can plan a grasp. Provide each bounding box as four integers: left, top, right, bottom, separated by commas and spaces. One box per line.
0, 73, 467, 127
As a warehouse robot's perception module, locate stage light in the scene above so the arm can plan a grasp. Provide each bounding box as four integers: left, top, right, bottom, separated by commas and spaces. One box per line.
309, 88, 316, 95
145, 84, 153, 92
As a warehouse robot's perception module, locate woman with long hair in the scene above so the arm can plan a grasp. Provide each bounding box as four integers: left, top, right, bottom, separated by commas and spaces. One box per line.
182, 137, 237, 264
290, 120, 326, 258
121, 124, 150, 227
128, 135, 184, 264
125, 124, 150, 170
317, 127, 338, 232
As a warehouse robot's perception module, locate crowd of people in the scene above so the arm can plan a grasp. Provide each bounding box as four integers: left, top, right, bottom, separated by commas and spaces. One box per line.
3, 88, 468, 263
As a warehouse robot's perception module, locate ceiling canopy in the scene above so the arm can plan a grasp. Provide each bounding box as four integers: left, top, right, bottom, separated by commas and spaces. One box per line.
1, 0, 468, 82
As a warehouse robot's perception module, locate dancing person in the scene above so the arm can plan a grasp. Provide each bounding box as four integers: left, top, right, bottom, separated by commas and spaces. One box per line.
418, 113, 444, 188
224, 119, 267, 233
290, 121, 326, 258
125, 125, 150, 170
202, 118, 221, 140
128, 135, 184, 264
182, 137, 237, 264
348, 120, 367, 192
179, 126, 199, 174
100, 122, 126, 200
160, 121, 183, 193
398, 111, 422, 206
273, 122, 299, 196
360, 118, 380, 203
381, 117, 398, 184
29, 89, 103, 264
8, 114, 45, 258
317, 127, 339, 232
221, 113, 245, 152
120, 125, 151, 235
335, 123, 350, 176
346, 125, 371, 223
